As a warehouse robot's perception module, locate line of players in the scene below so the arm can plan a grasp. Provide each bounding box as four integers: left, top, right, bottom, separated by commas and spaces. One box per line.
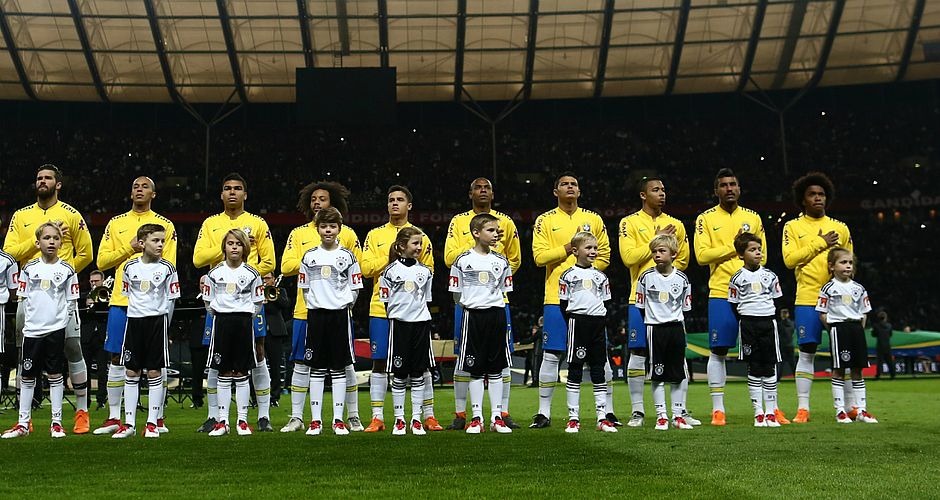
0, 164, 878, 439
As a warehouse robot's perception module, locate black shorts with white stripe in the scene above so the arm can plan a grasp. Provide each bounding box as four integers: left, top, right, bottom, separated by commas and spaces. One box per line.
456, 306, 509, 377
305, 308, 354, 371
209, 312, 256, 373
738, 316, 781, 364
646, 322, 687, 383
565, 314, 607, 365
387, 319, 433, 378
122, 315, 170, 371
21, 329, 66, 378
829, 321, 869, 369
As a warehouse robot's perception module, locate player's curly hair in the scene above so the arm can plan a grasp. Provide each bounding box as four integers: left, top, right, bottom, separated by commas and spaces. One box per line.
791, 172, 834, 210
297, 180, 351, 222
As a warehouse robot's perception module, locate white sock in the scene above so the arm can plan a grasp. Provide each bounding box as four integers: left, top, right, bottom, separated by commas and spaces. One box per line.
468, 377, 484, 421
216, 376, 232, 424
252, 363, 271, 420
852, 379, 867, 411
707, 353, 726, 413
369, 372, 387, 421
627, 354, 646, 415
411, 375, 426, 422
652, 381, 666, 419
565, 379, 580, 420
748, 375, 763, 416
831, 378, 846, 413
310, 369, 326, 422
158, 367, 167, 420
762, 376, 778, 414
604, 361, 614, 416
107, 363, 125, 420
795, 352, 815, 410
235, 376, 250, 424
500, 367, 511, 416
330, 369, 346, 423
422, 370, 435, 419
344, 364, 359, 418
487, 373, 503, 422
594, 382, 608, 422
124, 375, 140, 428
391, 377, 407, 420
290, 364, 310, 420
453, 369, 470, 414
843, 377, 857, 409
68, 360, 88, 412
538, 352, 560, 418
18, 378, 35, 426
207, 368, 219, 420
148, 373, 164, 425
49, 375, 65, 425
671, 381, 687, 419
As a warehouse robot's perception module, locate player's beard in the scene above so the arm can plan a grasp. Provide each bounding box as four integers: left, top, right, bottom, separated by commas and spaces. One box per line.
36, 185, 55, 203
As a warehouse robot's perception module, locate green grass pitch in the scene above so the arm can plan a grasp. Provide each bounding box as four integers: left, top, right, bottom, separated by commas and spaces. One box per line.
1, 378, 938, 498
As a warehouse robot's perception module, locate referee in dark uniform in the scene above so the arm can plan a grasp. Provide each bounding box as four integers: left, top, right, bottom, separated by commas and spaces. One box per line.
262, 273, 290, 406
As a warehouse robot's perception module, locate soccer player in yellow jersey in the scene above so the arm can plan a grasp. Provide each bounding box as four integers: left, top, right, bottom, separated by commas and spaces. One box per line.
618, 176, 690, 428
693, 168, 779, 426
530, 172, 610, 429
359, 185, 437, 432
4, 164, 94, 434
93, 176, 177, 435
192, 173, 277, 433
279, 180, 363, 433
782, 172, 853, 423
443, 178, 522, 430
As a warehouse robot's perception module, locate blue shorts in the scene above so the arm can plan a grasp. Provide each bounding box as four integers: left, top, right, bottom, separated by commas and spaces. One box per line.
626, 305, 646, 350
542, 305, 567, 352
291, 319, 307, 361
369, 317, 390, 360
454, 304, 514, 354
794, 305, 823, 346
104, 306, 128, 355
708, 298, 739, 349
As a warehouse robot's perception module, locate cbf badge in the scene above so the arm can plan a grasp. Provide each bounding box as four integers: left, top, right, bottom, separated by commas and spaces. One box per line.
582, 224, 591, 232
742, 223, 751, 232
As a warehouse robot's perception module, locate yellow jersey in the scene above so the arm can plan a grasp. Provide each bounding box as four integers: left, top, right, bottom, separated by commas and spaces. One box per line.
193, 212, 276, 276
694, 205, 767, 298
444, 209, 521, 272
3, 201, 93, 272
281, 222, 361, 320
782, 214, 853, 306
532, 207, 610, 305
361, 222, 434, 318
96, 210, 178, 308
618, 210, 690, 305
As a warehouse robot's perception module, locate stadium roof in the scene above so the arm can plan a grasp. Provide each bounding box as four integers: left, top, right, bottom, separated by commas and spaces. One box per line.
0, 0, 938, 103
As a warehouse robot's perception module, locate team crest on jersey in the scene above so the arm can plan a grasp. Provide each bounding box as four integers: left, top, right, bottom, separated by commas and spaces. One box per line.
465, 355, 475, 367
742, 223, 751, 232
582, 224, 591, 232
237, 276, 248, 287
123, 350, 133, 364
850, 287, 863, 299
654, 364, 664, 376
54, 271, 64, 282
23, 358, 32, 371
305, 349, 313, 361
670, 283, 682, 296
213, 353, 222, 365
760, 273, 773, 285
153, 272, 164, 284
336, 255, 348, 268
242, 227, 252, 236
575, 347, 587, 360
840, 350, 851, 362
742, 344, 752, 356
393, 356, 403, 368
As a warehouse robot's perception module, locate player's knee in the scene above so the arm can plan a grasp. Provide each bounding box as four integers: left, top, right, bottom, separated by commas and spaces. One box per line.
630, 348, 648, 357
110, 354, 122, 365
64, 338, 83, 361
148, 369, 161, 379
798, 343, 818, 354
372, 359, 386, 372
748, 363, 774, 378
126, 369, 140, 378
711, 347, 729, 357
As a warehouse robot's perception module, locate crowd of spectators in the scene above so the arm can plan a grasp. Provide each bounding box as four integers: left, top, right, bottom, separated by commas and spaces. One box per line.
1, 93, 937, 336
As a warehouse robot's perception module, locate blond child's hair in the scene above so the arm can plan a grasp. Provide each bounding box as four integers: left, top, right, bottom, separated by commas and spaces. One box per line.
221, 229, 251, 260
570, 231, 596, 249
649, 234, 678, 254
